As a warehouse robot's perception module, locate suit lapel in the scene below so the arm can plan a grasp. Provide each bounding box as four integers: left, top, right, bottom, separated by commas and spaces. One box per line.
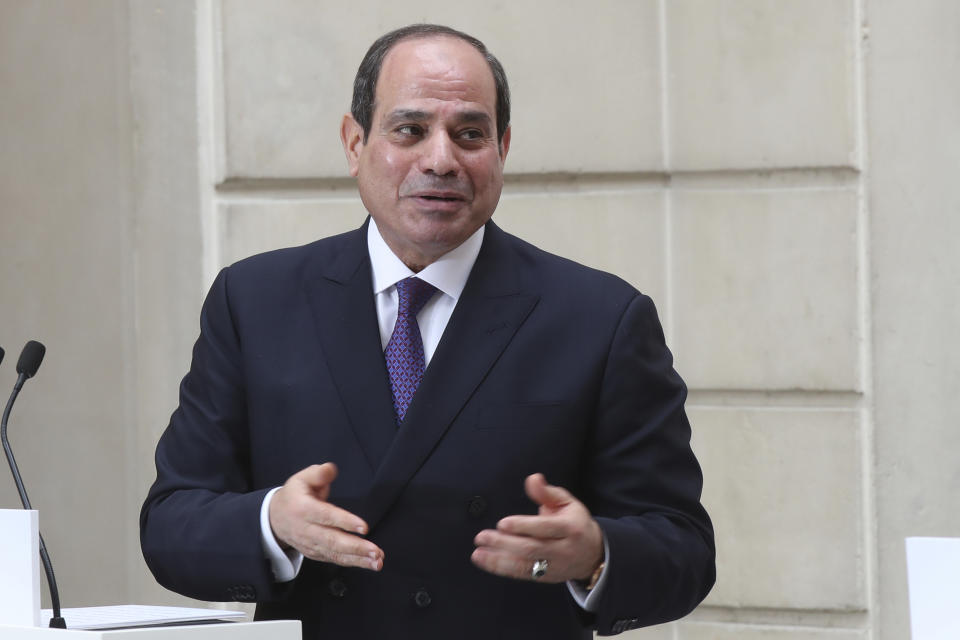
303, 223, 397, 473
362, 222, 540, 528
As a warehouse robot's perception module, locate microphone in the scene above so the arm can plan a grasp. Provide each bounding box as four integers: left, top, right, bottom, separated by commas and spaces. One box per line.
16, 339, 45, 382
0, 346, 5, 366
1, 341, 66, 629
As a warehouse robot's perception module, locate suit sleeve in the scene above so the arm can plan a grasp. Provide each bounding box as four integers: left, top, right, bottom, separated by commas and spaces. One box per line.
585, 293, 715, 634
139, 267, 289, 603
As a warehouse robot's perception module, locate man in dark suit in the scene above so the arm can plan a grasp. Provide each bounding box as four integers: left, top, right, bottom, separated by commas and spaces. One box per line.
140, 24, 714, 638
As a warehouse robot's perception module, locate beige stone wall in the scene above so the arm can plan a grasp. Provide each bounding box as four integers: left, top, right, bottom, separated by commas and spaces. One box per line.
1, 1, 958, 638
0, 0, 135, 609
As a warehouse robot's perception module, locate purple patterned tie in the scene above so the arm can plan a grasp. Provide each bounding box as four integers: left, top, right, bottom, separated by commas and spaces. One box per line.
385, 277, 438, 425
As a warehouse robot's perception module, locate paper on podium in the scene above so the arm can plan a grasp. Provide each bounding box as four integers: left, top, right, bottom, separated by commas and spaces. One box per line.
0, 509, 41, 627
39, 606, 246, 630
906, 536, 960, 640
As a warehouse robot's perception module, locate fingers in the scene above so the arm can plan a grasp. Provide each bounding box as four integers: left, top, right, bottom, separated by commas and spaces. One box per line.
495, 514, 570, 539
296, 463, 338, 503
471, 545, 563, 584
471, 527, 578, 584
472, 474, 604, 583
472, 521, 602, 582
474, 527, 558, 561
275, 464, 369, 534
269, 464, 384, 570
291, 520, 384, 571
301, 499, 371, 536
524, 473, 574, 510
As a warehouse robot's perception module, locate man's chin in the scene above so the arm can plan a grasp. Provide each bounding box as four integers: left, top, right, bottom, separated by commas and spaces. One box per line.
407, 222, 482, 258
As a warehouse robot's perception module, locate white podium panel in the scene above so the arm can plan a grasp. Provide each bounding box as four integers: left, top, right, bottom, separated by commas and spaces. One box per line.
907, 536, 960, 640
0, 620, 300, 639
0, 509, 41, 627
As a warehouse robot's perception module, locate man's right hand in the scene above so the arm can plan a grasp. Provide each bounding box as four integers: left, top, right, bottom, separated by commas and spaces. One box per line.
269, 463, 384, 571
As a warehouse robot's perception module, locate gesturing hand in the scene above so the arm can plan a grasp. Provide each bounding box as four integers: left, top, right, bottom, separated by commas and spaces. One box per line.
269, 463, 384, 571
471, 473, 603, 583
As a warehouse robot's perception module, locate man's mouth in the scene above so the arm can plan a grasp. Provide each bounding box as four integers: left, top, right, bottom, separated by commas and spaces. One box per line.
413, 192, 465, 202
406, 191, 470, 211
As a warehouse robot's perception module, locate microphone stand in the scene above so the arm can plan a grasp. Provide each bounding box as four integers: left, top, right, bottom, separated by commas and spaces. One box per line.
2, 373, 66, 629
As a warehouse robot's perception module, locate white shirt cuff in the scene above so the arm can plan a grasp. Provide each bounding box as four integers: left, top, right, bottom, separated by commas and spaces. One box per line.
260, 487, 304, 582
566, 534, 610, 612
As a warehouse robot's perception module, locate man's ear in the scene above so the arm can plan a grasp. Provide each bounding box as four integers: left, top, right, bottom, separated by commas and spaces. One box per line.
341, 114, 365, 177
499, 125, 511, 164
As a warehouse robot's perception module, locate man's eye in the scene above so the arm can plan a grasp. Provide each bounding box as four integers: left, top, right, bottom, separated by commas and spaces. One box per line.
396, 125, 423, 136
459, 129, 484, 140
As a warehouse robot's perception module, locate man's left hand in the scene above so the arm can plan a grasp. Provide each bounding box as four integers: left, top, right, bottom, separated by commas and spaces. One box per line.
471, 473, 604, 583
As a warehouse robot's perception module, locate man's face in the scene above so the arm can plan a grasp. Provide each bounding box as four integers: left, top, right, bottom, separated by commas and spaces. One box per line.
342, 36, 510, 271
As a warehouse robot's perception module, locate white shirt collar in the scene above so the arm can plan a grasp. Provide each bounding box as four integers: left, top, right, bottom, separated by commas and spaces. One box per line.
367, 218, 484, 301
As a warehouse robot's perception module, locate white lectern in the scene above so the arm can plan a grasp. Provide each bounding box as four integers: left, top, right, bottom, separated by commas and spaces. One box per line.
906, 536, 960, 640
0, 510, 300, 639
0, 509, 42, 627
0, 621, 301, 639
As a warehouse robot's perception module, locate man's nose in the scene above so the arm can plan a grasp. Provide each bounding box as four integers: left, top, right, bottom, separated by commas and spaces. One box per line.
420, 131, 459, 176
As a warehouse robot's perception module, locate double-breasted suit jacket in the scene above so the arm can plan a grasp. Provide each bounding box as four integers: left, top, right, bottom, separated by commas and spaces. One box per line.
140, 220, 715, 639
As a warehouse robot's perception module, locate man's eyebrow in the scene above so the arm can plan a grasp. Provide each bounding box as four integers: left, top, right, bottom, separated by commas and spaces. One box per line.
381, 109, 430, 127
452, 110, 493, 127
380, 109, 493, 128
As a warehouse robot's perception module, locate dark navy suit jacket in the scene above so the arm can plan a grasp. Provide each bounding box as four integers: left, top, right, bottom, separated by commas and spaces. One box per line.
140, 220, 715, 639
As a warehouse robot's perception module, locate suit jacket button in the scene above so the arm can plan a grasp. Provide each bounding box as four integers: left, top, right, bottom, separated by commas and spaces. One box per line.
413, 588, 432, 608
328, 578, 347, 598
467, 496, 487, 518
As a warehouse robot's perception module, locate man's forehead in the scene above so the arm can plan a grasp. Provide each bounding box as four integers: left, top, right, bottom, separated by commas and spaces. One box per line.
382, 34, 489, 71
375, 36, 496, 109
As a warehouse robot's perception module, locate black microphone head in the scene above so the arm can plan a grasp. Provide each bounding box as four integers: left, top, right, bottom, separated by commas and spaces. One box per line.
0, 346, 4, 367
16, 340, 46, 378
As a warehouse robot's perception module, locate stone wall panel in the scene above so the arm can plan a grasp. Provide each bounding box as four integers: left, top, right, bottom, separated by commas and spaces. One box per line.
671, 188, 860, 390
679, 622, 866, 640
218, 200, 367, 267
690, 407, 864, 610
667, 0, 857, 170
494, 190, 667, 306
219, 0, 662, 179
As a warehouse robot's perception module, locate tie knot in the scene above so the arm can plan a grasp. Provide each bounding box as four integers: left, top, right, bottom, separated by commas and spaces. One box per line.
395, 277, 437, 318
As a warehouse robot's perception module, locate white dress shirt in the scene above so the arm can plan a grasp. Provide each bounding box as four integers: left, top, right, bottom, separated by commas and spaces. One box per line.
259, 219, 607, 610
